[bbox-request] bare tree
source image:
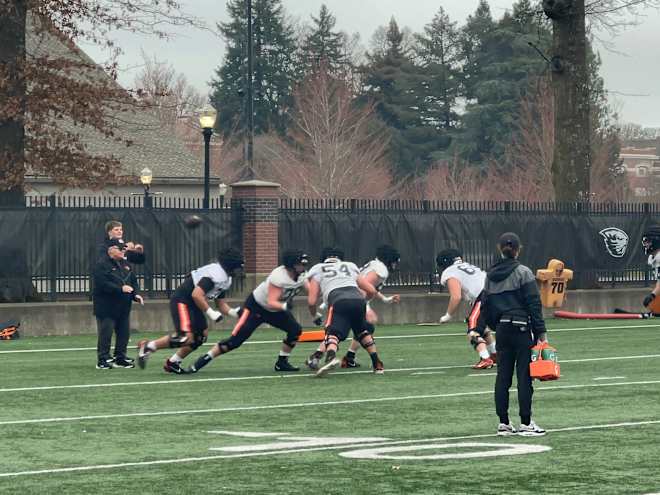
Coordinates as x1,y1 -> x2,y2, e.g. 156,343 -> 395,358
225,68 -> 397,199
134,52 -> 206,129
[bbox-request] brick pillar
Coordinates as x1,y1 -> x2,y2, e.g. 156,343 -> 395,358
230,180 -> 280,291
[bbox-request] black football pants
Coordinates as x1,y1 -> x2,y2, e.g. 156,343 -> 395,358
96,314 -> 130,362
494,322 -> 535,424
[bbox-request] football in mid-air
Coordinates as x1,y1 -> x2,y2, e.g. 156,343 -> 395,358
183,214 -> 203,229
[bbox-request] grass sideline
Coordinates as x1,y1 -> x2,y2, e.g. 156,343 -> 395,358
0,319 -> 659,495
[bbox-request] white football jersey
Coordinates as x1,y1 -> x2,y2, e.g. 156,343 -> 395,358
191,262 -> 232,300
440,260 -> 486,302
360,259 -> 389,289
253,266 -> 308,312
308,259 -> 360,303
649,253 -> 660,280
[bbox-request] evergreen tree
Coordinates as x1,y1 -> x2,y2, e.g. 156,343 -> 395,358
211,0 -> 297,137
362,18 -> 448,176
454,0 -> 550,163
303,4 -> 347,75
415,7 -> 462,133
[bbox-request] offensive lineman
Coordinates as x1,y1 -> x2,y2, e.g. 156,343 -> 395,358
642,225 -> 660,310
136,248 -> 245,372
307,245 -> 401,369
186,250 -> 310,373
307,247 -> 383,376
436,248 -> 497,369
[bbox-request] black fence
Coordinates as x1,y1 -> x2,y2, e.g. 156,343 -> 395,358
0,196 -> 241,302
280,199 -> 657,291
0,196 -> 656,302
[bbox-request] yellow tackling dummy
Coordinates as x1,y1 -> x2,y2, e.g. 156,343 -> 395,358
536,259 -> 573,308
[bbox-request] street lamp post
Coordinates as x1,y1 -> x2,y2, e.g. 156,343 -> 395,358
199,105 -> 218,209
140,167 -> 153,208
218,182 -> 228,208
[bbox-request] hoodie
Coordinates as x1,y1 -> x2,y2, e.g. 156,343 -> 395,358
482,258 -> 546,335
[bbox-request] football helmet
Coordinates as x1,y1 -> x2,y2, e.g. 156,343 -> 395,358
436,248 -> 462,271
218,247 -> 245,275
282,249 -> 309,269
376,244 -> 401,271
320,246 -> 344,262
642,226 -> 660,255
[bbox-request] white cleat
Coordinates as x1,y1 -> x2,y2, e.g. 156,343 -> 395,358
315,357 -> 340,377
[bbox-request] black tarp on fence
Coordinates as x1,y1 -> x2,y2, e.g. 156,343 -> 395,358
0,204 -> 240,301
279,200 -> 656,289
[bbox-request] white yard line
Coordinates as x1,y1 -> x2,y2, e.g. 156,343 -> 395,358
1,353 -> 660,394
0,418 -> 659,478
2,378 -> 660,427
1,322 -> 657,355
468,373 -> 497,377
593,376 -> 626,381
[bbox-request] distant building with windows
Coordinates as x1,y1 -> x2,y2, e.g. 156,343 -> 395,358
619,138 -> 660,198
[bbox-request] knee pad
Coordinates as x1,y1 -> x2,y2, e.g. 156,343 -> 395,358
468,332 -> 486,350
357,330 -> 375,349
218,336 -> 241,353
283,325 -> 302,348
324,334 -> 339,348
168,332 -> 192,348
363,322 -> 376,335
190,334 -> 207,351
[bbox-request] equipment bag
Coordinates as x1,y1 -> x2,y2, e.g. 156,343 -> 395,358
0,319 -> 20,340
530,341 -> 560,381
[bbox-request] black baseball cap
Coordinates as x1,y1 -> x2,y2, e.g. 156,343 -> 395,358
498,232 -> 521,250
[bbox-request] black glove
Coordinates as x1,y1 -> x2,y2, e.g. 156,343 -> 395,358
643,292 -> 656,307
313,312 -> 323,327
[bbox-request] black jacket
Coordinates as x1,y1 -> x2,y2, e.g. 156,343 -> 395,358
92,256 -> 140,319
96,239 -> 146,265
478,258 -> 546,335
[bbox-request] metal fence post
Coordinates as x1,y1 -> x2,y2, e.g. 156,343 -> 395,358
48,194 -> 57,301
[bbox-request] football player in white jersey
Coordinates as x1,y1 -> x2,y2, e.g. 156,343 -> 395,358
642,226 -> 660,310
306,247 -> 383,376
436,248 -> 497,370
186,250 -> 310,374
136,248 -> 245,372
337,245 -> 400,368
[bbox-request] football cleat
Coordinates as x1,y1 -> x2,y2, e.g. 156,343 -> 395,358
274,359 -> 300,372
163,359 -> 187,374
518,421 -> 546,437
136,339 -> 151,370
497,423 -> 517,436
95,360 -> 112,370
489,352 -> 497,363
113,357 -> 135,368
305,354 -> 320,371
373,360 -> 385,375
315,357 -> 340,377
473,357 -> 494,370
340,356 -> 361,368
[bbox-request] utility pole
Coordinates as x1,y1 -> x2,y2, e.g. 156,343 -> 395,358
246,0 -> 255,179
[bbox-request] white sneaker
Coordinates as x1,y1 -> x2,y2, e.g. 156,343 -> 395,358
316,357 -> 340,377
518,421 -> 546,437
497,423 -> 517,436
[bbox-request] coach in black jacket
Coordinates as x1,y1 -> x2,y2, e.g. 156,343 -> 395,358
472,232 -> 548,437
93,239 -> 143,369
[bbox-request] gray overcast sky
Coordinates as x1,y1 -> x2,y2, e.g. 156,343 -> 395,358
83,0 -> 660,126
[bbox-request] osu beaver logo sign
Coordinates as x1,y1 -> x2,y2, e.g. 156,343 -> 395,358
599,228 -> 629,258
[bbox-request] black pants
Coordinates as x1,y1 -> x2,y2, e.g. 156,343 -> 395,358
494,322 -> 534,424
96,315 -> 130,362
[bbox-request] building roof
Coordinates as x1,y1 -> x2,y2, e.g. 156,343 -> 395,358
25,15 -> 203,182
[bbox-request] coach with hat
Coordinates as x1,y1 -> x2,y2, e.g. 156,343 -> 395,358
472,232 -> 548,437
92,239 -> 143,369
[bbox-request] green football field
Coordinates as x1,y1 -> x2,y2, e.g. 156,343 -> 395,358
1,318 -> 660,495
